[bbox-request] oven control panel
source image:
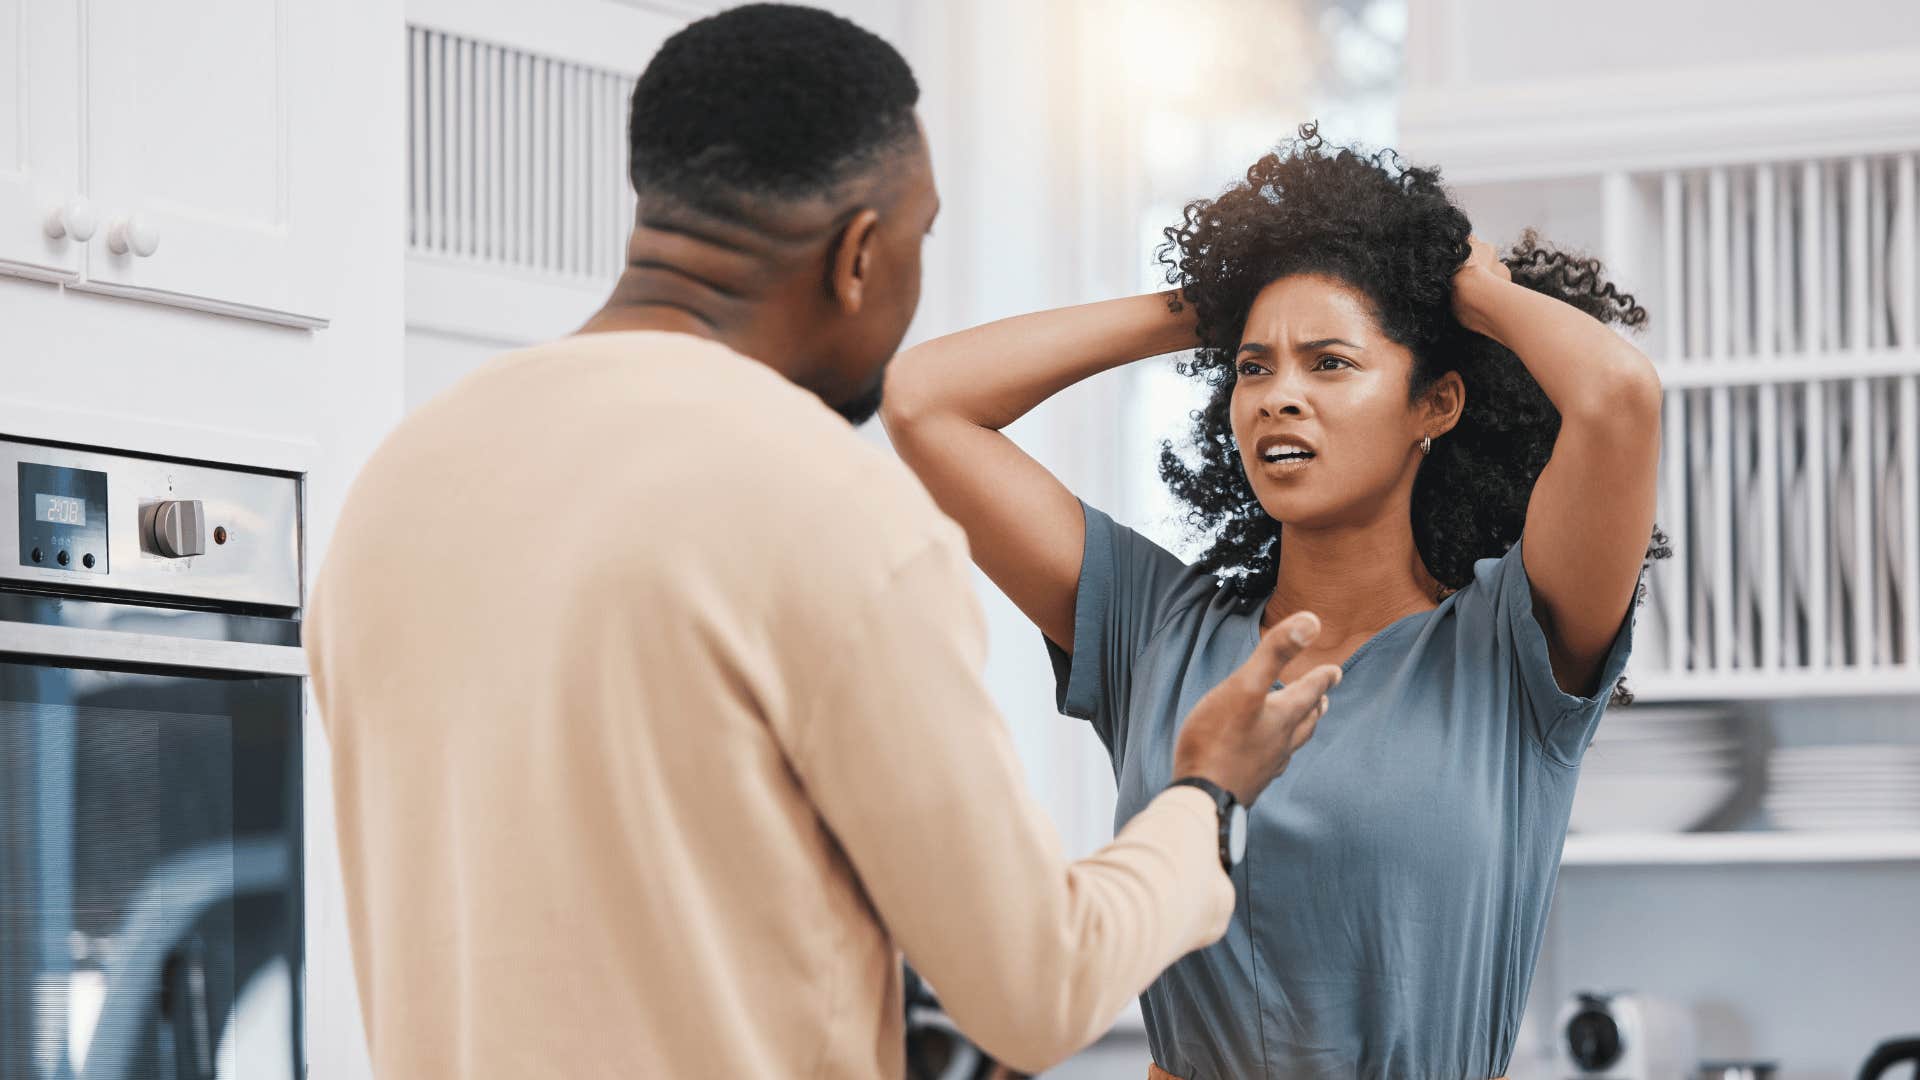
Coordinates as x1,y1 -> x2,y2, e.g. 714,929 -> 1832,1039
17,461 -> 111,575
2,438 -> 300,608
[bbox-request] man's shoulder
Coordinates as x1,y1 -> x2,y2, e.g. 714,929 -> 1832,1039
732,426 -> 964,569
511,332 -> 966,573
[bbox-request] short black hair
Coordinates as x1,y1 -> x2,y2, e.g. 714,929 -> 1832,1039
628,3 -> 920,210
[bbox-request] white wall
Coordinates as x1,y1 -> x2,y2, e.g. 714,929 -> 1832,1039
895,3 -> 1176,1069
1408,0 -> 1920,88
900,0 -> 1161,866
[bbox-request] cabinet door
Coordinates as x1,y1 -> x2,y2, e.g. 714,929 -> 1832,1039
73,0 -> 325,327
0,0 -> 82,283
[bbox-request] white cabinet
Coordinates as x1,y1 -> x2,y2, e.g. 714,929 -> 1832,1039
0,0 -> 325,327
0,0 -> 82,283
75,0 -> 320,324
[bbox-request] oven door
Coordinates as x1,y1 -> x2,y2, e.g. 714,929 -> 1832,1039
0,617 -> 304,1080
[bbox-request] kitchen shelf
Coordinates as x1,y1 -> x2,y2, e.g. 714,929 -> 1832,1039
1624,668 -> 1920,703
1562,830 -> 1920,866
1652,348 -> 1920,389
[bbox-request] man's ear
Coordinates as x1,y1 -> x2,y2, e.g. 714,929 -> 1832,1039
830,208 -> 880,314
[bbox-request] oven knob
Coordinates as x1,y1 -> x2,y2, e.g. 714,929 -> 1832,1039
151,500 -> 207,558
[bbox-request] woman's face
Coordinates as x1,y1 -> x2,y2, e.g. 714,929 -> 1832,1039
1229,273 -> 1458,529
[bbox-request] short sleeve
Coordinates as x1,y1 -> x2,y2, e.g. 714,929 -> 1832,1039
1043,501 -> 1203,751
1464,536 -> 1636,766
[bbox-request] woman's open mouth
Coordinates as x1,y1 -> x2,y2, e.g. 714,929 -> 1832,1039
1254,434 -> 1317,473
1257,454 -> 1315,476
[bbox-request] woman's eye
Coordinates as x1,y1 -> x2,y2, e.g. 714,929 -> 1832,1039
1237,360 -> 1266,376
1315,355 -> 1352,371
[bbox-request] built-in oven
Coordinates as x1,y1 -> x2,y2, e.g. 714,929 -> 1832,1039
0,436 -> 305,1080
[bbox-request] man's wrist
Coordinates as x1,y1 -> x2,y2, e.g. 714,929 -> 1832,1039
1168,776 -> 1246,875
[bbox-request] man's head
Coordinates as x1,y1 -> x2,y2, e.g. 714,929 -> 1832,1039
615,3 -> 937,424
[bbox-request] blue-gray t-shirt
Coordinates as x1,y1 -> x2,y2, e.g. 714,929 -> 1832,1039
1044,502 -> 1634,1080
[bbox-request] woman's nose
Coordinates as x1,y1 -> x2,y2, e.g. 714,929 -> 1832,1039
1256,376 -> 1309,418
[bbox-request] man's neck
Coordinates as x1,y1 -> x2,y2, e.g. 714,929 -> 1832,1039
576,301 -> 719,342
575,274 -> 804,387
575,193 -> 851,377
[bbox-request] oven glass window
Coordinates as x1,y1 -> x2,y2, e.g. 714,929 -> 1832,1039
0,662 -> 302,1080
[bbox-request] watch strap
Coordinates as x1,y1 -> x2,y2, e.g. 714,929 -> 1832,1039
1168,775 -> 1231,812
1168,776 -> 1238,874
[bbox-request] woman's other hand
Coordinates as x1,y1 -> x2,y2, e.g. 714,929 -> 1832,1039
1450,234 -> 1513,339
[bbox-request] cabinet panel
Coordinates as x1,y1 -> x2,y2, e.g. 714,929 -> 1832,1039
74,0 -> 325,326
0,0 -> 81,283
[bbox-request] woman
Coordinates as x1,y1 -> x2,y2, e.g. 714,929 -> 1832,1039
880,126 -> 1666,1080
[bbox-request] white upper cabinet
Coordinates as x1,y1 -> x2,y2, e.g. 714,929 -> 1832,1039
0,0 -> 325,327
0,0 -> 83,283
74,0 -> 321,325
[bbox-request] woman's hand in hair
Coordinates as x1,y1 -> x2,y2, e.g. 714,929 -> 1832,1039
1448,233 -> 1663,698
1448,235 -> 1514,339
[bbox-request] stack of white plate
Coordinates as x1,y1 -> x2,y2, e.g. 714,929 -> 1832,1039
1764,746 -> 1920,831
1569,707 -> 1743,834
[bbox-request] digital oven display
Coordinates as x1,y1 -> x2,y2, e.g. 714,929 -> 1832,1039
33,493 -> 87,527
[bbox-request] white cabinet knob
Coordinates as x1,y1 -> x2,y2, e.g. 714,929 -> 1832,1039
106,214 -> 159,257
43,197 -> 97,242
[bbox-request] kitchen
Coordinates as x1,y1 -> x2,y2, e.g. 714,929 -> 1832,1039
1,1 -> 1916,1078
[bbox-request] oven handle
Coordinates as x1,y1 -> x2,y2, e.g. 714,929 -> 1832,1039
0,621 -> 306,677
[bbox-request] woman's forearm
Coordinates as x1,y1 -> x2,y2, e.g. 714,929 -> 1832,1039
1453,272 -> 1662,424
884,291 -> 1198,431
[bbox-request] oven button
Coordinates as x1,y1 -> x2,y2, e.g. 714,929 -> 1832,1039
150,499 -> 207,558
56,550 -> 70,566
82,553 -> 96,569
30,547 -> 43,564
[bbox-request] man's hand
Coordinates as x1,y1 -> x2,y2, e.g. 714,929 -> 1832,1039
1172,611 -> 1339,806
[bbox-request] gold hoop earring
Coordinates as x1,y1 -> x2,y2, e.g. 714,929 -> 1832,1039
1420,435 -> 1433,456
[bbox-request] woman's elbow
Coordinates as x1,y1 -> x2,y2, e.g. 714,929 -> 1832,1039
1564,361 -> 1664,431
879,351 -> 941,433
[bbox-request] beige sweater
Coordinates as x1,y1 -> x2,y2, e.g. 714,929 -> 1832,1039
306,331 -> 1233,1078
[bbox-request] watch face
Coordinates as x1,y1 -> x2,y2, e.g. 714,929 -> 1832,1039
1226,804 -> 1248,865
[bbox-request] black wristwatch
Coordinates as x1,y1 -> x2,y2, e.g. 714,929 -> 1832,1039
1169,776 -> 1246,875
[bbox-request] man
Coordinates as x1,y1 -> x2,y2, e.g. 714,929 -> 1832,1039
306,5 -> 1339,1076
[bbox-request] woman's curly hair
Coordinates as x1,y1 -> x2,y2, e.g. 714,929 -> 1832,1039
1156,123 -> 1668,702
